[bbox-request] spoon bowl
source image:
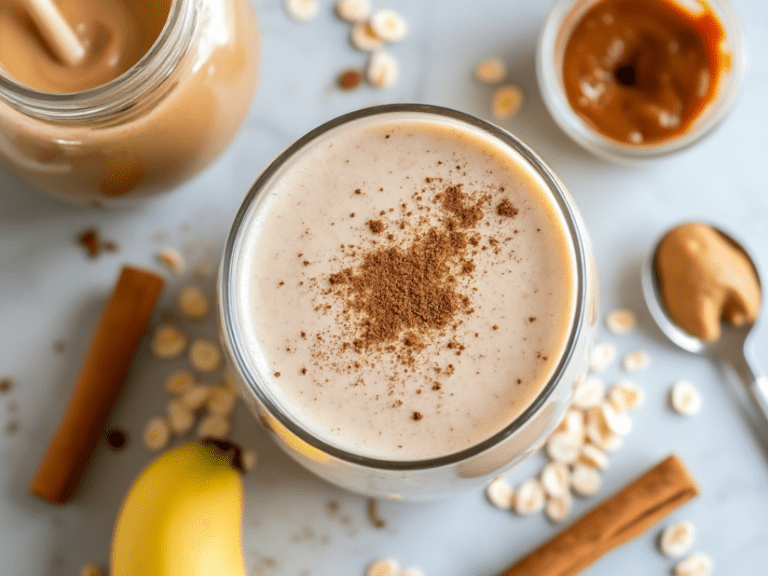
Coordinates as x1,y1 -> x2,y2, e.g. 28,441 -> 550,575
642,225 -> 761,359
642,223 -> 768,435
641,246 -> 707,355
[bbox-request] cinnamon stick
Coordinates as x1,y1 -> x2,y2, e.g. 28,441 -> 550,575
30,266 -> 164,504
501,454 -> 699,576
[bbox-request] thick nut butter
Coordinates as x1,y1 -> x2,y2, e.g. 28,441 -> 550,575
656,223 -> 761,342
562,0 -> 730,145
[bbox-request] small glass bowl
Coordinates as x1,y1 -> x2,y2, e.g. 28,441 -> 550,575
536,0 -> 747,163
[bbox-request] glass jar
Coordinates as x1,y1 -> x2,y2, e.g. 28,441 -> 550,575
0,0 -> 258,205
219,105 -> 599,500
537,0 -> 746,163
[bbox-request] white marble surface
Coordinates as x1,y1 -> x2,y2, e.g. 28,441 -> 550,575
2,0 -> 768,574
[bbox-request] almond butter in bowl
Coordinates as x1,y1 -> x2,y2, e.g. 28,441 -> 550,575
537,0 -> 746,162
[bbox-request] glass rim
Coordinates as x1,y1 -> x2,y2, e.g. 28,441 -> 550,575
219,103 -> 588,471
536,0 -> 748,162
0,0 -> 194,121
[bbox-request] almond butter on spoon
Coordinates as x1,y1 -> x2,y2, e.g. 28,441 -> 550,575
643,222 -> 768,433
655,223 -> 760,342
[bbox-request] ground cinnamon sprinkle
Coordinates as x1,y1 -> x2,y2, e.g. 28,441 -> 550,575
441,184 -> 486,228
329,183 -> 488,355
329,228 -> 463,352
368,219 -> 385,233
497,198 -> 519,218
297,174 -> 531,423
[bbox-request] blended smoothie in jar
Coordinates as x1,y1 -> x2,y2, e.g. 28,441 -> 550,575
233,113 -> 578,461
0,0 -> 171,93
0,0 -> 258,203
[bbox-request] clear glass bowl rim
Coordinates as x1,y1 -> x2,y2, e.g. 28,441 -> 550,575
219,103 -> 589,471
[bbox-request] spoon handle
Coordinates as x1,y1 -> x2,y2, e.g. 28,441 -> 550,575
731,346 -> 768,429
748,377 -> 768,423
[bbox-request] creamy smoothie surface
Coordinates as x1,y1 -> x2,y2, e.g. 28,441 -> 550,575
235,114 -> 577,461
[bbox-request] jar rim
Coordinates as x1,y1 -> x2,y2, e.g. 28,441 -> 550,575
218,103 -> 590,471
536,0 -> 748,163
0,0 -> 195,121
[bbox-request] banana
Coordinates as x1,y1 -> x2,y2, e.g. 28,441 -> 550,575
111,438 -> 247,576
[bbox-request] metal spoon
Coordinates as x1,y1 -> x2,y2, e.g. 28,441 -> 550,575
642,225 -> 768,428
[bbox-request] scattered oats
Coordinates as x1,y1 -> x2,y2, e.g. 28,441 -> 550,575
485,477 -> 515,510
197,414 -> 231,439
167,399 -> 195,434
600,401 -> 632,435
492,85 -> 524,119
335,0 -> 371,22
366,558 -> 400,576
573,376 -> 605,409
660,520 -> 696,558
206,386 -> 237,416
600,431 -> 622,452
165,370 -> 195,395
605,308 -> 637,334
179,285 -> 210,319
351,22 -> 384,51
579,443 -> 609,470
546,431 -> 582,464
474,58 -> 507,84
180,384 -> 212,411
540,462 -> 571,497
670,380 -> 702,416
189,339 -> 222,372
242,450 -> 258,471
571,464 -> 601,497
674,552 -> 713,576
585,406 -> 623,452
369,9 -> 408,42
156,248 -> 185,274
143,417 -> 171,451
151,325 -> 187,359
80,565 -> 105,576
284,0 -> 319,22
558,408 -> 585,438
589,342 -> 616,373
608,379 -> 644,412
513,479 -> 545,515
401,568 -> 425,576
622,350 -> 650,372
367,50 -> 399,88
545,492 -> 573,523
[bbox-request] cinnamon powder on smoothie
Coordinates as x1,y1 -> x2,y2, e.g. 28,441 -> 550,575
329,184 -> 489,355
